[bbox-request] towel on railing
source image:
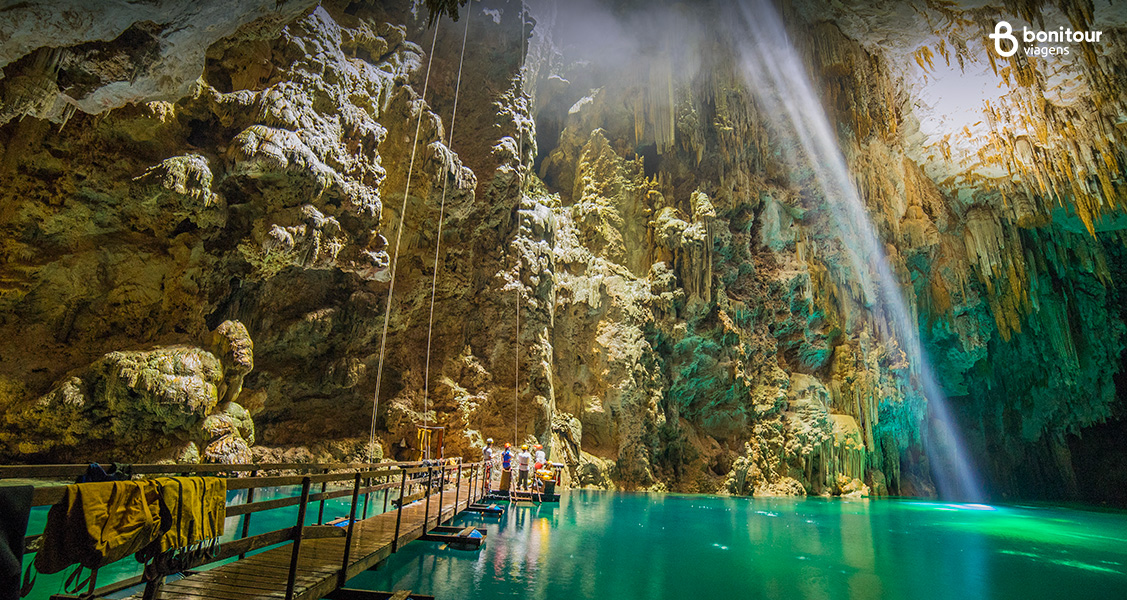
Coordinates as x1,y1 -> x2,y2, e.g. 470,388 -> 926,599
34,476 -> 226,575
35,480 -> 165,575
148,477 -> 226,554
0,484 -> 32,600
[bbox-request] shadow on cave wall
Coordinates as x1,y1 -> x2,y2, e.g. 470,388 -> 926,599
1068,240 -> 1127,507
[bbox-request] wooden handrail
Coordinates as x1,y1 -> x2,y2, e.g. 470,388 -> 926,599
20,463 -> 480,557
11,458 -> 488,600
0,459 -> 440,480
226,478 -> 402,517
17,463 -> 476,508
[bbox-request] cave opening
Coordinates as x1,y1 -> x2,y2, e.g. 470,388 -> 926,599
636,142 -> 660,179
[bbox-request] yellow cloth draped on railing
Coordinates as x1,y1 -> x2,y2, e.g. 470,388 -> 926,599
35,480 -> 163,574
150,477 -> 226,553
34,476 -> 226,575
417,428 -> 432,460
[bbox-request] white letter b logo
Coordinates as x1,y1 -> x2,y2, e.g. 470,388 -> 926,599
990,21 -> 1019,57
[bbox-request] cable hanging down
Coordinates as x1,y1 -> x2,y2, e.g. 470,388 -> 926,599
421,3 -> 473,458
366,21 -> 441,465
514,0 -> 528,448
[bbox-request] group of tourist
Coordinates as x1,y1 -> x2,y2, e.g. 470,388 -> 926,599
481,438 -> 549,491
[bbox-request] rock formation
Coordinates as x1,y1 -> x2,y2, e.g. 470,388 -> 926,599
1,0 -> 1126,503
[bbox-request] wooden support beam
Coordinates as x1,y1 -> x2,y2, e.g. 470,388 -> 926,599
238,469 -> 258,560
301,525 -> 347,540
318,468 -> 330,524
339,472 -> 362,588
285,476 -> 312,600
392,469 -> 407,553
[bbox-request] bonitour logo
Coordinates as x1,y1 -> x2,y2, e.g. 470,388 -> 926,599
990,20 -> 1104,57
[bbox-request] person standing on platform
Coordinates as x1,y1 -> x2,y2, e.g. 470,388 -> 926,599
482,438 -> 494,489
500,443 -> 513,491
516,444 -> 533,490
534,444 -> 546,470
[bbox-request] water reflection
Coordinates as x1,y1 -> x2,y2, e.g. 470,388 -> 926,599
349,491 -> 1127,600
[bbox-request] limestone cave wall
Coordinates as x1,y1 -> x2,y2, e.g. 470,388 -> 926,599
2,0 -> 1126,503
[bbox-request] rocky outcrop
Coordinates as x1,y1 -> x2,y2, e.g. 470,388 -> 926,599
0,0 -> 318,125
1,320 -> 256,463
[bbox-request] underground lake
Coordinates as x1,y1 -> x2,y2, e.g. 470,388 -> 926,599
20,488 -> 1127,600
352,491 -> 1127,600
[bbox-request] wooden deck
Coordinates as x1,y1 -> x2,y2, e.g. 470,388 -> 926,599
121,480 -> 479,600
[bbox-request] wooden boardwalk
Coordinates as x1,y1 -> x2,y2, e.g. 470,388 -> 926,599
121,480 -> 478,600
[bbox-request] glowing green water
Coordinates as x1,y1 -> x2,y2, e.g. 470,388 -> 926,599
21,489 -> 1127,599
348,491 -> 1127,600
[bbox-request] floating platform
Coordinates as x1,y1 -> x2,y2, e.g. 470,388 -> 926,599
464,502 -> 505,516
420,525 -> 486,550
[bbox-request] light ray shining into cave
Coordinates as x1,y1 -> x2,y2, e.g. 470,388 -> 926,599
725,0 -> 983,501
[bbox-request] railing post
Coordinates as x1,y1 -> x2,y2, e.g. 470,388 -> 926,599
423,466 -> 434,531
238,469 -> 258,560
437,465 -> 446,524
362,462 -> 372,520
317,467 -> 330,524
339,471 -> 362,587
469,462 -> 475,506
362,470 -> 372,520
141,571 -> 162,600
285,476 -> 312,600
392,468 -> 407,552
382,467 -> 391,514
451,461 -> 462,522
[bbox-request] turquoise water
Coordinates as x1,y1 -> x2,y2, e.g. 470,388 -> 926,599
349,491 -> 1127,600
21,489 -> 1127,599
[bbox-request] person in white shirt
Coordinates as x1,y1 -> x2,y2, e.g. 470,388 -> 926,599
482,438 -> 494,489
516,444 -> 533,490
534,444 -> 546,468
